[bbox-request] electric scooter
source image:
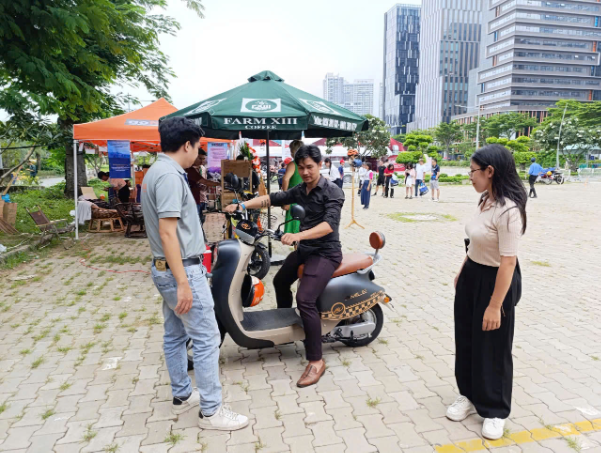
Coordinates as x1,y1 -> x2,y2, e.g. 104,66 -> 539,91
188,175 -> 392,369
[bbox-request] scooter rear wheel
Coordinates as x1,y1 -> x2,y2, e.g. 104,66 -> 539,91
187,320 -> 227,371
340,304 -> 384,348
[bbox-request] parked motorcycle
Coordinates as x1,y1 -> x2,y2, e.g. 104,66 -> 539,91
187,176 -> 392,370
537,167 -> 565,185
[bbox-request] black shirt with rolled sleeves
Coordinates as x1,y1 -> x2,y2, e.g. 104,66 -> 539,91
269,176 -> 344,263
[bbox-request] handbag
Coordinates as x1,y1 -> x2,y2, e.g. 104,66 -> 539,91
419,181 -> 428,195
464,238 -> 522,306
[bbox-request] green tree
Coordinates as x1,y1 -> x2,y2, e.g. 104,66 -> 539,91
485,112 -> 538,139
326,115 -> 391,158
533,100 -> 601,171
402,133 -> 433,153
434,121 -> 463,154
0,0 -> 205,196
392,133 -> 406,143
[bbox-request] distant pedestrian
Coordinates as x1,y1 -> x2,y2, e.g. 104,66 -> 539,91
360,162 -> 373,209
338,159 -> 345,187
431,158 -> 441,202
415,158 -> 427,198
449,144 -> 526,441
384,163 -> 395,198
527,157 -> 543,199
324,158 -> 342,188
405,163 -> 415,199
277,163 -> 287,190
374,158 -> 387,197
358,160 -> 368,196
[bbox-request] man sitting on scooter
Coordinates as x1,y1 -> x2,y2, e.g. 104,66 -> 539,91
225,144 -> 344,387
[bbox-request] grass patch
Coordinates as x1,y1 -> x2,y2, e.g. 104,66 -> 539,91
99,314 -> 111,322
83,424 -> 97,442
31,357 -> 45,369
81,342 -> 96,353
387,212 -> 457,223
104,444 -> 119,453
93,323 -> 107,334
341,358 -> 351,367
366,397 -> 381,408
19,348 -> 31,355
59,382 -> 72,391
565,437 -> 582,452
41,408 -> 55,420
531,260 -> 551,267
118,312 -> 128,321
164,433 -> 185,446
0,402 -> 9,415
57,346 -> 71,353
378,338 -> 388,345
254,438 -> 267,452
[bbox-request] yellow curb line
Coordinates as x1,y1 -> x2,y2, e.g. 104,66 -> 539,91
434,419 -> 601,452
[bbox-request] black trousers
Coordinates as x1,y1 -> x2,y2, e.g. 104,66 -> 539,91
384,177 -> 394,197
528,175 -> 537,198
273,250 -> 341,361
454,258 -> 519,419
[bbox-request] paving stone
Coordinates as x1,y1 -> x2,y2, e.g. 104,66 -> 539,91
301,401 -> 331,425
198,433 -> 230,453
337,427 -> 378,453
388,422 -> 428,448
283,434 -> 315,453
253,427 -> 289,453
26,432 -> 65,453
0,426 -> 39,451
356,414 -> 396,439
250,407 -> 283,430
273,395 -> 304,416
169,427 -> 204,453
146,401 -> 177,423
226,419 -> 258,446
92,406 -> 126,429
33,411 -> 75,436
370,435 -> 404,453
249,390 -> 276,409
141,420 -> 173,446
70,401 -> 103,423
309,420 -> 343,447
404,409 -> 444,433
280,413 -> 311,439
115,412 -> 151,438
327,407 -> 363,431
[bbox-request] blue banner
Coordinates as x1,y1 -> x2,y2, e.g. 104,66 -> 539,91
108,140 -> 131,179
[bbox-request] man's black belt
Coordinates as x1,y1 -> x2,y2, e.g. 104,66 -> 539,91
153,256 -> 202,271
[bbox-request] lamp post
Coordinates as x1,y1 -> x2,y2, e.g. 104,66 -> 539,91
455,103 -> 482,149
556,104 -> 568,169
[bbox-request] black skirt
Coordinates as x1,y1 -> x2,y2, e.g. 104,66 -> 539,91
454,257 -> 520,419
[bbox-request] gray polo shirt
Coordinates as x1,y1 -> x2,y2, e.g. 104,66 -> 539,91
141,153 -> 205,259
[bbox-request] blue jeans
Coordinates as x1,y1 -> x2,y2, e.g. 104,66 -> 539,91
151,263 -> 222,416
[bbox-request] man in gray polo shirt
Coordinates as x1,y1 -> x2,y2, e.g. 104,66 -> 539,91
141,117 -> 248,431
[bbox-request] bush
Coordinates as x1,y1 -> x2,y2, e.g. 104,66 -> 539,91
396,151 -> 422,164
10,185 -> 76,234
513,152 -> 537,165
440,160 -> 471,167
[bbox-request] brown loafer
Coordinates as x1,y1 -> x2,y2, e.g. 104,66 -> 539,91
297,359 -> 326,388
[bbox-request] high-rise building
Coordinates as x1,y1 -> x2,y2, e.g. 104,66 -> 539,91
408,0 -> 482,131
382,4 -> 421,135
379,82 -> 385,119
323,73 -> 345,106
324,74 -> 374,116
454,0 -> 601,127
344,79 -> 374,116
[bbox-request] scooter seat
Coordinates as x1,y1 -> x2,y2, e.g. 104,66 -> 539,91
297,253 -> 373,279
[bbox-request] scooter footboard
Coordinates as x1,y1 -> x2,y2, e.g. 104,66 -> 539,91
317,273 -> 385,321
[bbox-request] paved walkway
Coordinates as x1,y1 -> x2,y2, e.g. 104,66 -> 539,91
0,182 -> 599,452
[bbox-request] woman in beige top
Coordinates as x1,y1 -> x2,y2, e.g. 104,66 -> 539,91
446,145 -> 527,441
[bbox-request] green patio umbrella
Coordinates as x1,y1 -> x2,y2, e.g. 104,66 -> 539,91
162,70 -> 369,140
162,70 -> 368,259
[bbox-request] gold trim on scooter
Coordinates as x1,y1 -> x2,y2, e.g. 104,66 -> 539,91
320,290 -> 384,320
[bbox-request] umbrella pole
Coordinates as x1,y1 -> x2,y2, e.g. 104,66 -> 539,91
346,164 -> 364,230
266,133 -> 272,256
266,132 -> 285,266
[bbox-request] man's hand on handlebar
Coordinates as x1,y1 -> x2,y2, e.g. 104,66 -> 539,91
281,233 -> 300,246
224,204 -> 240,214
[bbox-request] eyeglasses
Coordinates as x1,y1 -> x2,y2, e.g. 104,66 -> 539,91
467,168 -> 483,177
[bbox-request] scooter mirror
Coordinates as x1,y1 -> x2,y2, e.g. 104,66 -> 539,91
224,172 -> 241,192
290,205 -> 305,221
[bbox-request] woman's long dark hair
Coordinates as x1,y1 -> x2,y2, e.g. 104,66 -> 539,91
472,144 -> 527,234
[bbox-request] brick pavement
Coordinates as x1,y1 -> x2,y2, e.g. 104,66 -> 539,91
0,182 -> 599,452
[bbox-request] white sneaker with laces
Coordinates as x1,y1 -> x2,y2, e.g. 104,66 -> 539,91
172,388 -> 200,415
482,418 -> 505,440
198,404 -> 249,431
446,396 -> 476,421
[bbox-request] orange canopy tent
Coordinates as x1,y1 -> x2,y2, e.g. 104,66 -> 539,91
73,98 -> 231,152
70,98 -> 233,240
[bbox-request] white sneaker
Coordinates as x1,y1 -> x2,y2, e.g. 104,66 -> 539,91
482,418 -> 506,440
446,396 -> 476,421
172,388 -> 200,415
434,199 -> 439,202
198,404 -> 249,431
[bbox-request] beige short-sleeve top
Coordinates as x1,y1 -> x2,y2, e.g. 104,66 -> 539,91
465,193 -> 523,267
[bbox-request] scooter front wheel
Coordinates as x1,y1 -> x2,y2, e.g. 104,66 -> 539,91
340,304 -> 384,348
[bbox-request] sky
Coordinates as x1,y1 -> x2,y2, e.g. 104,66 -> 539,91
126,0 -> 422,114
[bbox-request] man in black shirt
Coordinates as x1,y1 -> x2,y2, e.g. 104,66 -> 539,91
374,158 -> 386,197
225,144 -> 344,387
